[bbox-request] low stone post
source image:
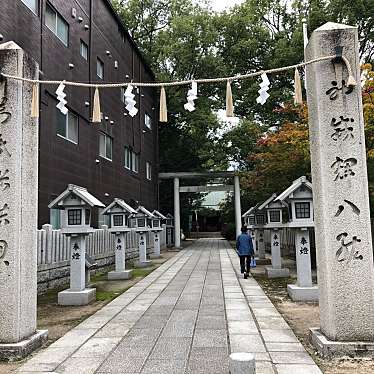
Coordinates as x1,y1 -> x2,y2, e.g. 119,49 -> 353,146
0,41 -> 47,359
108,233 -> 132,280
306,22 -> 374,355
136,233 -> 151,267
256,229 -> 265,260
69,236 -> 86,292
152,232 -> 161,258
287,228 -> 318,301
229,352 -> 255,374
265,229 -> 289,278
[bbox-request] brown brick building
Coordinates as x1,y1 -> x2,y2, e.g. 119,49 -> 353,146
0,0 -> 159,227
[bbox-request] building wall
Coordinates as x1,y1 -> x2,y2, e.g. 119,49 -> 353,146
0,0 -> 159,227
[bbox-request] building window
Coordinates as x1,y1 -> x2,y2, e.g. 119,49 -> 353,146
113,215 -> 124,227
248,216 -> 255,225
121,87 -> 125,102
57,109 -> 78,144
138,218 -> 145,227
97,58 -> 104,79
256,214 -> 265,225
124,147 -> 131,169
132,153 -> 139,173
146,162 -> 152,180
124,147 -> 139,173
45,4 -> 69,46
21,0 -> 38,14
269,210 -> 281,222
295,202 -> 311,219
145,113 -> 152,129
80,40 -> 88,60
99,132 -> 113,161
68,209 -> 82,225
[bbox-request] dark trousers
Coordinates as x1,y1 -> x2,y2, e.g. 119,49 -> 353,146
239,255 -> 251,274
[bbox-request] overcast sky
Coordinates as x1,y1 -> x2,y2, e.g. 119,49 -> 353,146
210,0 -> 244,12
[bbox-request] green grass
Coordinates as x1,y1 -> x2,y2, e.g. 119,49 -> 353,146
96,288 -> 129,301
131,267 -> 155,277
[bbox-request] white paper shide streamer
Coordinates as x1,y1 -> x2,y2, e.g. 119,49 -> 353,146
125,84 -> 138,117
56,82 -> 68,115
256,73 -> 270,105
184,81 -> 198,112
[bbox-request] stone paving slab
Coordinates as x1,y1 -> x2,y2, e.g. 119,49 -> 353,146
17,239 -> 322,374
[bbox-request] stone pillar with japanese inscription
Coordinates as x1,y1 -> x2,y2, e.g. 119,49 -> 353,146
136,233 -> 152,268
265,229 -> 289,278
306,23 -> 374,352
108,233 -> 133,280
256,229 -> 265,260
0,42 -> 47,359
152,232 -> 161,258
287,228 -> 318,302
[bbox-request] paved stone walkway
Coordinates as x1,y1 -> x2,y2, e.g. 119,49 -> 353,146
17,239 -> 322,374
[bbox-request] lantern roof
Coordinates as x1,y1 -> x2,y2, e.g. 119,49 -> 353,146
101,198 -> 137,215
275,176 -> 313,203
131,205 -> 156,218
48,184 -> 105,209
242,203 -> 261,217
258,193 -> 287,211
152,210 -> 167,220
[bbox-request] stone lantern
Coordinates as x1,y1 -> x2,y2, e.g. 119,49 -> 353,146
102,198 -> 136,280
276,176 -> 318,301
258,194 -> 289,278
48,184 -> 105,305
130,206 -> 155,267
242,207 -> 257,255
165,213 -> 175,247
151,210 -> 167,258
243,204 -> 266,259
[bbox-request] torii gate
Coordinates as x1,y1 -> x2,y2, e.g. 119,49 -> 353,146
159,172 -> 242,248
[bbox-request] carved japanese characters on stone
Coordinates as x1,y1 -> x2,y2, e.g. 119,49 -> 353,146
272,234 -> 279,247
0,97 -> 11,124
331,156 -> 357,181
300,247 -> 309,255
116,238 -> 122,251
0,240 -> 8,259
331,116 -> 354,141
72,242 -> 80,260
336,232 -> 363,263
0,135 -> 11,157
334,199 -> 360,217
325,80 -> 354,100
0,169 -> 10,191
0,203 -> 9,225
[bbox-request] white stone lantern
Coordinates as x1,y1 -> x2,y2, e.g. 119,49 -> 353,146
151,210 -> 167,258
242,207 -> 257,254
130,206 -> 155,267
276,176 -> 318,301
102,198 -> 136,280
48,184 -> 105,306
165,213 -> 175,247
258,194 -> 289,278
243,204 -> 266,259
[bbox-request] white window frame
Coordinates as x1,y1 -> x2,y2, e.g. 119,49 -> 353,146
124,147 -> 131,169
145,113 -> 152,130
45,3 -> 69,46
132,152 -> 139,173
146,162 -> 152,180
80,40 -> 88,61
121,87 -> 125,103
99,132 -> 113,161
57,110 -> 78,144
21,0 -> 38,14
97,58 -> 104,79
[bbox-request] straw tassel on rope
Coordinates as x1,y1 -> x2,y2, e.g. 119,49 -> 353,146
92,86 -> 101,123
294,68 -> 303,106
226,80 -> 234,117
159,86 -> 167,122
31,82 -> 39,118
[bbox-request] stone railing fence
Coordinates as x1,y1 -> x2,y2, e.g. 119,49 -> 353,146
36,224 -> 167,294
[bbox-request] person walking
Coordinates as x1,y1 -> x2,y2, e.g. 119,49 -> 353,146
236,226 -> 254,279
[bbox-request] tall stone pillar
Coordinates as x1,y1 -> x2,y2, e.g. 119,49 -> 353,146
257,229 -> 265,259
234,175 -> 242,237
265,229 -> 289,278
108,233 -> 133,280
152,232 -> 161,258
136,233 -> 151,268
306,23 -> 374,353
174,177 -> 181,248
287,228 -> 318,301
0,42 -> 47,359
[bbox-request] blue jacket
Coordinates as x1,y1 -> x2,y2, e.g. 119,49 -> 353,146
236,233 -> 254,256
